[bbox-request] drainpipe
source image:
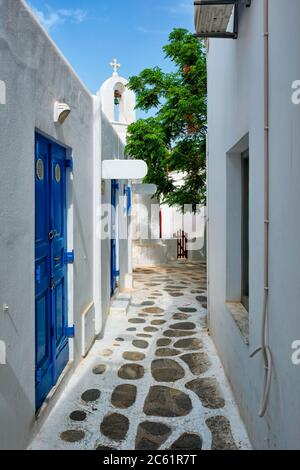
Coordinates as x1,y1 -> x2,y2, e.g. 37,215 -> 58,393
250,0 -> 272,418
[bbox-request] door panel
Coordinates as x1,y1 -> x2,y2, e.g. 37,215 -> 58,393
35,134 -> 69,411
50,146 -> 68,380
111,180 -> 119,295
36,295 -> 48,364
35,136 -> 53,410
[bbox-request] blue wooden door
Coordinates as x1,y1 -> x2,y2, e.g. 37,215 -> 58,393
35,135 -> 52,410
50,144 -> 69,381
111,180 -> 119,296
35,134 -> 69,410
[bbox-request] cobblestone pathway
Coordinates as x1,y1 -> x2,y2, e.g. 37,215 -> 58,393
31,262 -> 251,450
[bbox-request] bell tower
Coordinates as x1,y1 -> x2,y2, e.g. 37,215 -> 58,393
98,59 -> 136,144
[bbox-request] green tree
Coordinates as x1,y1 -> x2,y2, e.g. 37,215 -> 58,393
125,28 -> 207,210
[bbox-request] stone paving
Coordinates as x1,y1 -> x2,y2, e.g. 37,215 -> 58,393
30,262 -> 251,451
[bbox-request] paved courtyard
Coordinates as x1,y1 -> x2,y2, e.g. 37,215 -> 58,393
31,262 -> 251,450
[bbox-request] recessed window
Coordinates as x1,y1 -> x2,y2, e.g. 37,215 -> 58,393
226,136 -> 250,342
226,135 -> 250,312
241,150 -> 249,311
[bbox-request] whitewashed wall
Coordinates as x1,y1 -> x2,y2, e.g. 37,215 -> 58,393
0,0 -> 95,449
207,0 -> 300,449
100,114 -> 128,321
132,194 -> 177,267
98,70 -> 134,296
0,0 -> 132,450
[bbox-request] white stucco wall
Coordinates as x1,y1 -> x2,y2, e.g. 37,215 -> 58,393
98,71 -> 134,298
132,193 -> 158,267
207,0 -> 300,449
100,114 -> 128,321
0,0 -> 95,449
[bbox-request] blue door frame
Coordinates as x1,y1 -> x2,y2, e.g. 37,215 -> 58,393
35,133 -> 71,411
111,180 -> 119,296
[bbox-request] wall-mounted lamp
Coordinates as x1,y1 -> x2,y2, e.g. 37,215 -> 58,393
54,101 -> 71,124
194,0 -> 251,40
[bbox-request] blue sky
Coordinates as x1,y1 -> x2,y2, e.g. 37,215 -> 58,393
27,0 -> 194,96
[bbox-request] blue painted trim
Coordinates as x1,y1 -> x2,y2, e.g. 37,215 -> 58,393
65,325 -> 75,338
65,157 -> 73,172
125,186 -> 132,215
64,250 -> 75,265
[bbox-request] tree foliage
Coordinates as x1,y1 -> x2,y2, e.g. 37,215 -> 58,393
125,28 -> 207,210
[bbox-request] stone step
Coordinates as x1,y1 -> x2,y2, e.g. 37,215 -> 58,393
116,293 -> 132,302
109,299 -> 130,317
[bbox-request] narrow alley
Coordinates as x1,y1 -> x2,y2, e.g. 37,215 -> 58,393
2,0 -> 300,453
31,262 -> 251,451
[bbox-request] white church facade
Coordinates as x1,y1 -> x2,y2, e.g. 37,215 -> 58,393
0,0 -> 142,449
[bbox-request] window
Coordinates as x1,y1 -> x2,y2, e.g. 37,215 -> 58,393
226,136 -> 250,342
241,150 -> 249,311
226,135 -> 250,309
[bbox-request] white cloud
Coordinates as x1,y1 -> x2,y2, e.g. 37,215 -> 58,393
162,0 -> 192,15
28,3 -> 87,32
57,9 -> 87,23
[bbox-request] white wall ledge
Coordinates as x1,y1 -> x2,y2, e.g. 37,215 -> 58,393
226,302 -> 249,346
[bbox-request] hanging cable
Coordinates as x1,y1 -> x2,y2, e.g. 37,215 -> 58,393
250,0 -> 272,418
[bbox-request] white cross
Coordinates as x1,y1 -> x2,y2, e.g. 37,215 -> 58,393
110,58 -> 121,76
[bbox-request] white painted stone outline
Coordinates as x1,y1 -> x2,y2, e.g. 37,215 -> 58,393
30,264 -> 251,451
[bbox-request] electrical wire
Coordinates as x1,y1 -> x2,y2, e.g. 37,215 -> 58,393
250,0 -> 273,419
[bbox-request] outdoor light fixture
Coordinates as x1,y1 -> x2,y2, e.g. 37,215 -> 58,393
54,101 -> 71,124
194,0 -> 251,39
